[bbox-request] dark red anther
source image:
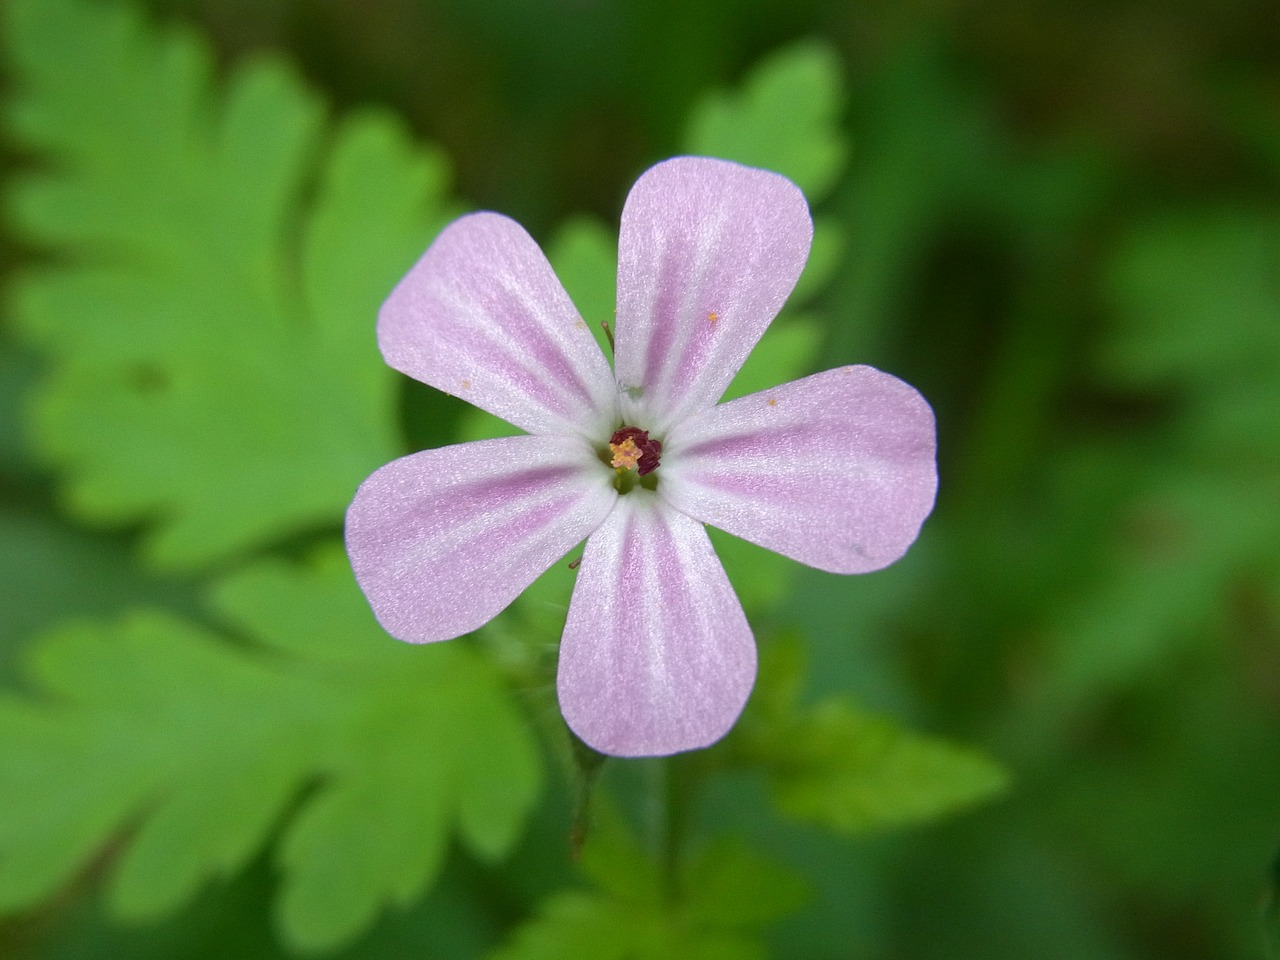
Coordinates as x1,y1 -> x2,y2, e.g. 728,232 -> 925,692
608,426 -> 663,476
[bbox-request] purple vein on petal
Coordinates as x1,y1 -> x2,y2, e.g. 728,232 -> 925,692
556,494 -> 756,757
379,212 -> 617,438
660,205 -> 740,410
633,237 -> 688,411
442,276 -> 608,426
622,193 -> 738,428
345,435 -> 616,644
615,158 -> 812,432
660,366 -> 938,575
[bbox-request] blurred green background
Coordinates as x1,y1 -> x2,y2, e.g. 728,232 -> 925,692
1,0 -> 1277,958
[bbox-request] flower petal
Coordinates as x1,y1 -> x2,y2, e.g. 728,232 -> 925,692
661,365 -> 937,574
346,435 -> 616,643
557,493 -> 756,757
613,157 -> 813,433
378,212 -> 618,438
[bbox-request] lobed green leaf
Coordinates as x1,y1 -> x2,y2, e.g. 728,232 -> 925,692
0,548 -> 542,953
3,0 -> 456,569
761,699 -> 1009,833
683,43 -> 847,203
739,637 -> 1009,833
490,817 -> 804,960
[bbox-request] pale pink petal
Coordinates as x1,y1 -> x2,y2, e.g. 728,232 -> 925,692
345,435 -> 616,643
557,494 -> 756,757
612,157 -> 813,434
660,365 -> 937,574
378,213 -> 618,439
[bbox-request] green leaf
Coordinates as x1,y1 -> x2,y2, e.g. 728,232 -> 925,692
488,892 -> 658,960
489,891 -> 769,960
824,48 -> 1009,364
547,216 -> 619,360
3,0 -> 456,568
1104,210 -> 1280,388
1266,844 -> 1280,960
1042,468 -> 1280,707
0,547 -> 542,953
789,217 -> 846,305
683,42 -> 847,202
490,821 -> 804,960
575,805 -> 666,905
681,42 -> 848,335
0,502 -> 196,674
721,318 -> 822,403
739,638 -> 1009,832
1106,212 -> 1280,465
681,842 -> 809,931
1039,210 -> 1280,708
762,699 -> 1009,833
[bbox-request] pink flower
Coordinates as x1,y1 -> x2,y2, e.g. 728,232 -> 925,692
345,157 -> 937,757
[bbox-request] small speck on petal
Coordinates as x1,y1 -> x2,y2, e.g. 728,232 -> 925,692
613,157 -> 813,432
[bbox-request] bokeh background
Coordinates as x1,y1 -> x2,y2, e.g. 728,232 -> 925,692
1,0 -> 1278,958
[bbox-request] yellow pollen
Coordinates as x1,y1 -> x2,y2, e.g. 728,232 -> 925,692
708,311 -> 719,325
767,396 -> 777,407
609,437 -> 642,470
460,378 -> 472,390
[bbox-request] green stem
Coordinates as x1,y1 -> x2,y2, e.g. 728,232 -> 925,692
649,754 -> 693,903
568,732 -> 607,862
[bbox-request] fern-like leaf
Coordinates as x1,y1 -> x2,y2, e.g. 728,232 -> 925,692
4,0 -> 455,568
0,549 -> 543,953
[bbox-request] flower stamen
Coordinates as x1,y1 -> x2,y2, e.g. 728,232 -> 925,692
608,426 -> 662,477
610,437 -> 642,471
